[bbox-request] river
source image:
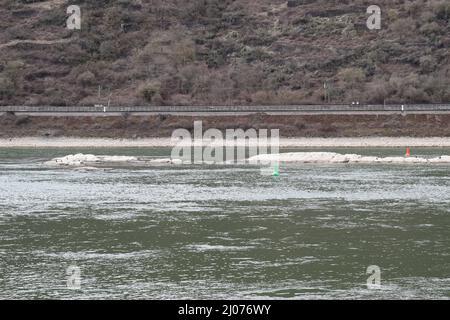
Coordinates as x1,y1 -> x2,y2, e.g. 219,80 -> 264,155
0,147 -> 449,299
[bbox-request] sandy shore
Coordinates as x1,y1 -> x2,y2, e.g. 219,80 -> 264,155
2,137 -> 450,148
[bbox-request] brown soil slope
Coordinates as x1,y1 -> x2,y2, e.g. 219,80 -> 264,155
2,112 -> 450,138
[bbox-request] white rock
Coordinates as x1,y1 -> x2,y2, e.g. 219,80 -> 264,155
148,158 -> 184,165
101,155 -> 137,162
429,155 -> 450,163
45,154 -> 181,167
248,152 -> 450,164
44,153 -> 100,166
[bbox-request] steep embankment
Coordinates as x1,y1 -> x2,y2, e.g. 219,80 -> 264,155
1,0 -> 450,106
2,112 -> 450,138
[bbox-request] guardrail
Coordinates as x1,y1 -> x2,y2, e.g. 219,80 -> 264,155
1,104 -> 450,113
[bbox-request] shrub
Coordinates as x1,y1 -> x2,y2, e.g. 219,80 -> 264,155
365,80 -> 390,104
0,77 -> 15,99
77,71 -> 96,87
99,41 -> 122,60
138,82 -> 161,102
173,40 -> 196,66
420,22 -> 441,36
337,68 -> 366,89
434,1 -> 450,20
419,55 -> 437,73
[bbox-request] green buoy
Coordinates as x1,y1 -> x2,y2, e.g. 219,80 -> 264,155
273,162 -> 279,176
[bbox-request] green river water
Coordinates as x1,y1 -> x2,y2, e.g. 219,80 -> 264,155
0,147 -> 449,299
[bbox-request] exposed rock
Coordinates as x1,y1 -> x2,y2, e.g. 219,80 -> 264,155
248,152 -> 450,164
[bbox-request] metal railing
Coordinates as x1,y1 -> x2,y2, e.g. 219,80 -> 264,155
1,104 -> 450,113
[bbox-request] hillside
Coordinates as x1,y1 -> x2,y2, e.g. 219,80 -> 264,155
1,0 -> 450,107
